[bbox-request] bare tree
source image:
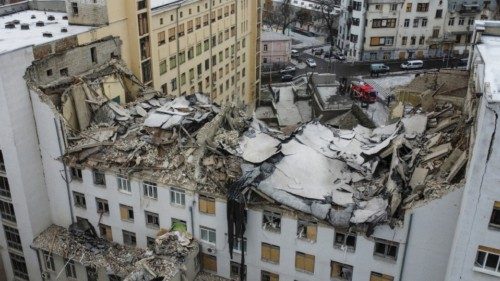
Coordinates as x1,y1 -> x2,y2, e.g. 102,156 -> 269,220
316,0 -> 341,46
296,8 -> 312,30
275,0 -> 297,34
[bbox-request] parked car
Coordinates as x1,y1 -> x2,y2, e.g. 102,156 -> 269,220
281,74 -> 294,82
334,52 -> 346,61
401,60 -> 424,69
291,49 -> 300,58
280,66 -> 296,75
313,49 -> 324,56
370,63 -> 390,76
306,58 -> 317,67
324,51 -> 333,59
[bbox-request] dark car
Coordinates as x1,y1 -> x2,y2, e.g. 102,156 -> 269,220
334,52 -> 346,60
370,63 -> 390,76
324,51 -> 333,59
314,49 -> 324,56
280,66 -> 297,75
281,74 -> 294,82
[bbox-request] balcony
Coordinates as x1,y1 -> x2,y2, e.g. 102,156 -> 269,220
458,4 -> 480,15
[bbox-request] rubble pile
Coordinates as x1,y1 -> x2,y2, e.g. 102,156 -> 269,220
32,222 -> 197,281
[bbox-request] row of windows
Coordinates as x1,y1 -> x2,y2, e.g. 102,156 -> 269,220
158,1 -> 237,27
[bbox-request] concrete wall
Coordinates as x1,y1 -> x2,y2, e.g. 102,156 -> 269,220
28,0 -> 66,12
0,1 -> 28,16
261,39 -> 291,63
0,46 -> 52,281
65,0 -> 109,26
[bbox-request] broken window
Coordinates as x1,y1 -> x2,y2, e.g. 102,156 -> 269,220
137,13 -> 148,36
143,181 -> 157,199
73,191 -> 86,208
295,251 -> 315,273
158,31 -> 165,46
0,200 -> 16,222
370,272 -> 394,281
489,202 -> 500,229
201,253 -> 217,272
200,226 -> 216,244
90,47 -> 97,63
145,211 -> 159,228
199,195 -> 215,214
0,151 -> 4,172
43,251 -> 55,271
233,237 -> 246,252
334,231 -> 356,251
95,198 -> 109,214
70,167 -> 82,181
170,187 -> 185,206
230,261 -> 246,279
141,60 -> 152,83
46,69 -> 53,77
99,224 -> 112,241
171,218 -> 187,230
146,237 -> 155,249
297,219 -> 317,241
10,252 -> 28,280
4,225 -> 22,251
65,259 -> 77,278
261,243 -> 280,264
119,204 -> 134,221
262,210 -> 281,232
71,2 -> 78,15
93,170 -> 105,186
331,261 -> 353,280
122,230 -> 136,246
86,267 -> 98,281
475,246 -> 500,273
0,176 -> 10,198
109,275 -> 122,281
117,175 -> 131,193
374,239 -> 399,260
261,270 -> 279,281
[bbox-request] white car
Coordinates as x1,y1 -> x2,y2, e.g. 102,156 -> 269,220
306,58 -> 317,67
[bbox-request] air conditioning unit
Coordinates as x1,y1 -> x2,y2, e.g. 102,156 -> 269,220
41,272 -> 51,279
206,246 -> 217,254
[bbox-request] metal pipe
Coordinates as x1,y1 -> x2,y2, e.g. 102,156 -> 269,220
399,213 -> 413,281
53,118 -> 74,224
189,199 -> 196,234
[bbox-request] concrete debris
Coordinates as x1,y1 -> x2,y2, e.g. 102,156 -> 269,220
31,223 -> 197,281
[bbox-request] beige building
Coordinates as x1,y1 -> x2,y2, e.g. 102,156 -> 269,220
261,31 -> 292,64
71,0 -> 262,107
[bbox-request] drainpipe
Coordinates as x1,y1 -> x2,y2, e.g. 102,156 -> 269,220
189,199 -> 196,234
54,118 -> 74,224
398,213 -> 413,281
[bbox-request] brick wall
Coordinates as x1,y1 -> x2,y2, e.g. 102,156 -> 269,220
65,0 -> 108,26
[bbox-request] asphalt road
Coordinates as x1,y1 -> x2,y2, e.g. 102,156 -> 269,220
261,51 -> 464,84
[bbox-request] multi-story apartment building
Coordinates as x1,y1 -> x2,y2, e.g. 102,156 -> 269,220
445,20 -> 500,281
71,0 -> 262,107
337,0 -> 497,61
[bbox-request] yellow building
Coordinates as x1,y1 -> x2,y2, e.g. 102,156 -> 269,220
70,0 -> 261,107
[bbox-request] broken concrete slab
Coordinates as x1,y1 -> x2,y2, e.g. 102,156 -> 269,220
422,143 -> 452,162
446,151 -> 467,183
409,167 -> 429,189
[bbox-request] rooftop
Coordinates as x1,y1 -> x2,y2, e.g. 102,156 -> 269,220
0,10 -> 91,54
151,0 -> 186,10
261,31 -> 292,42
477,35 -> 500,102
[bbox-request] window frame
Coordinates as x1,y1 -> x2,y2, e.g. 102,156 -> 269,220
200,226 -> 216,244
143,181 -> 158,199
170,187 -> 186,206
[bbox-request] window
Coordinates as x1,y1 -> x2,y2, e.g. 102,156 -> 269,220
139,36 -> 150,60
179,51 -> 186,65
468,17 -> 475,26
71,2 -> 78,15
410,36 -> 416,45
233,237 -> 247,252
372,19 -> 396,28
297,219 -> 317,241
170,187 -> 185,206
46,69 -> 53,76
171,78 -> 177,91
390,4 -> 398,11
374,239 -> 399,260
65,259 -> 77,278
402,36 -> 408,45
416,3 -> 429,12
171,218 -> 187,230
117,175 -> 131,193
178,23 -> 185,37
448,17 -> 455,26
370,37 -> 394,46
295,252 -> 315,273
143,182 -> 157,199
145,211 -> 159,228
406,3 -> 412,12
70,167 -> 82,181
160,60 -> 167,75
99,224 -> 112,241
458,17 -> 465,25
60,68 -> 68,76
370,272 -> 394,281
261,243 -> 280,264
96,198 -> 109,214
43,251 -> 55,271
432,28 -> 440,38
168,27 -> 176,41
187,20 -> 193,33
475,246 -> 500,274
169,55 -> 177,70
435,9 -> 443,18
10,253 -> 29,280
374,4 -> 382,10
180,73 -> 186,86
90,47 -> 97,63
158,31 -> 166,45
199,195 -> 215,214
122,230 -> 136,246
419,36 -> 425,44
262,210 -> 281,232
93,170 -> 105,186
87,267 -> 98,281
137,0 -> 146,10
147,236 -> 156,249
138,13 -> 148,36
413,19 -> 419,27
4,225 -> 22,251
490,202 -> 500,228
109,275 -> 122,281
200,226 -> 216,244
334,232 -> 356,251
119,204 -> 134,221
230,261 -> 246,279
261,270 -> 279,281
0,200 -> 16,222
404,19 -> 409,27
331,261 -> 353,280
188,47 -> 194,60
196,17 -> 201,29
352,1 -> 362,11
422,18 -> 428,27
0,176 -> 10,198
202,253 -> 217,272
73,191 -> 86,208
